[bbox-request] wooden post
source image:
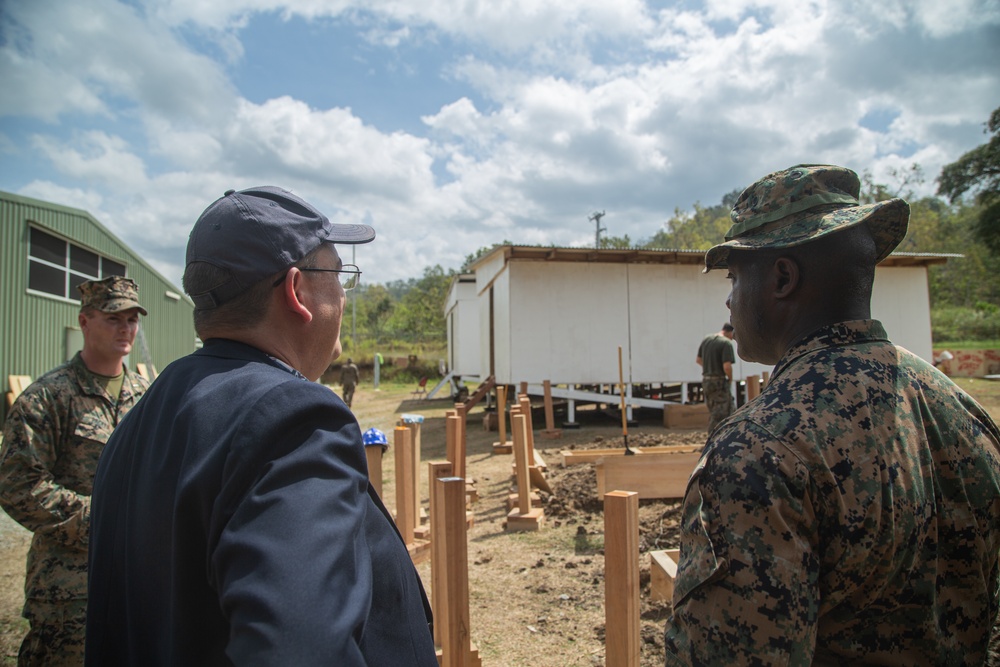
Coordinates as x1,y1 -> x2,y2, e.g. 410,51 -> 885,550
746,374 -> 761,400
402,417 -> 423,526
762,371 -> 770,386
513,414 -> 531,514
365,444 -> 384,498
428,461 -> 453,647
393,426 -> 415,545
492,385 -> 512,454
506,412 -> 544,531
541,380 -> 562,439
441,477 -> 472,667
518,396 -> 536,466
604,490 -> 640,667
454,403 -> 467,473
445,413 -> 462,479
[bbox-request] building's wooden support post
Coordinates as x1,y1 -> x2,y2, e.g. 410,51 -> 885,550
492,385 -> 512,454
541,379 -> 562,439
604,490 -> 640,667
428,461 -> 453,648
394,426 -> 430,564
506,412 -> 545,532
365,443 -> 384,498
746,374 -> 761,400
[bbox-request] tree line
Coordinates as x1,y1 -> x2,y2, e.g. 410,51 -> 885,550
347,106 -> 1000,347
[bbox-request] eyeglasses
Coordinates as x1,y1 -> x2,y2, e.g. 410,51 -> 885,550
272,264 -> 362,291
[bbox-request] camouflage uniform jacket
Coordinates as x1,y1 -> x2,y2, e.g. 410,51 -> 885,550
0,352 -> 148,607
664,320 -> 1000,666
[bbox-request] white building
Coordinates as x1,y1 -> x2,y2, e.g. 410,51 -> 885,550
453,245 -> 951,411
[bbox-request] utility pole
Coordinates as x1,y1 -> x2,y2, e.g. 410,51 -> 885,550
589,210 -> 606,248
351,244 -> 356,346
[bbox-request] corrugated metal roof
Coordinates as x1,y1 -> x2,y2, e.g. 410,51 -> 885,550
469,244 -> 959,270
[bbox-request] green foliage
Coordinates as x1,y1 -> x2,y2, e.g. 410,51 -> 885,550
937,106 -> 1000,255
644,200 -> 732,250
461,241 -> 513,272
598,234 -> 632,248
931,304 -> 1000,344
344,163 -> 1000,350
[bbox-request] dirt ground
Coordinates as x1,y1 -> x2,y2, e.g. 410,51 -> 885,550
0,377 -> 998,665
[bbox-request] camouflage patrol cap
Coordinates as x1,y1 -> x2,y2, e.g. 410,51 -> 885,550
704,164 -> 909,272
78,276 -> 148,316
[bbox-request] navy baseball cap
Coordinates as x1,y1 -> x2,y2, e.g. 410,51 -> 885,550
185,186 -> 375,309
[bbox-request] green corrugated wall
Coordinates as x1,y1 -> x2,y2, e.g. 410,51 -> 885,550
1,190 -> 198,421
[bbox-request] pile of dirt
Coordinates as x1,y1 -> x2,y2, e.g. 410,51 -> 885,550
543,430 -> 704,552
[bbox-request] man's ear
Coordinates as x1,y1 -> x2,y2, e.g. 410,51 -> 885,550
772,256 -> 800,299
279,268 -> 313,324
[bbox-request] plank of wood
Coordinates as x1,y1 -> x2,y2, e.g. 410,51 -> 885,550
649,549 -> 680,602
604,491 -> 640,667
561,445 -> 701,466
595,452 -> 701,500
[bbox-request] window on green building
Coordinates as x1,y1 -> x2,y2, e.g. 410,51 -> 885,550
28,227 -> 128,301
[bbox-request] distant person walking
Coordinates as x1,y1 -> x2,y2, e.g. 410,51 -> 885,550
696,322 -> 735,432
340,358 -> 359,407
0,276 -> 149,667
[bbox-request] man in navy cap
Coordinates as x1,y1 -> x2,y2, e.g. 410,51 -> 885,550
665,165 -> 1000,665
86,187 -> 437,665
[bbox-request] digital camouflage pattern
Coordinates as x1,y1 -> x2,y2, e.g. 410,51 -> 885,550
0,353 -> 148,665
664,320 -> 1000,666
78,275 -> 147,316
704,164 -> 910,272
698,333 -> 735,433
700,377 -> 733,435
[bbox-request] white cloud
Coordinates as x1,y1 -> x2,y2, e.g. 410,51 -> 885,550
1,0 -> 998,288
2,0 -> 235,124
32,131 -> 150,189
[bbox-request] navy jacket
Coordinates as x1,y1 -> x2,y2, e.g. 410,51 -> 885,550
86,339 -> 437,665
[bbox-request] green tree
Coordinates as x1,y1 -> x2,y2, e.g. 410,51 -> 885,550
598,234 -> 633,249
937,106 -> 1000,255
461,241 -> 512,272
355,284 -> 394,344
645,198 -> 732,250
387,265 -> 453,343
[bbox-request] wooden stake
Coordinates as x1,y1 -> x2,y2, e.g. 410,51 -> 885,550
402,418 -> 423,525
506,412 -> 545,531
393,426 -> 415,545
446,413 -> 462,479
492,385 -> 512,454
441,477 -> 472,667
541,379 -> 562,439
365,444 -> 384,498
428,461 -> 453,647
604,490 -> 640,667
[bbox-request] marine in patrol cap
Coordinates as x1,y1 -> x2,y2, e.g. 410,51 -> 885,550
704,164 -> 910,272
78,276 -> 148,316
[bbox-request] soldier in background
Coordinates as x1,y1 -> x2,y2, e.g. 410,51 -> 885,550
665,165 -> 1000,664
695,322 -> 735,433
339,357 -> 359,407
0,276 -> 149,666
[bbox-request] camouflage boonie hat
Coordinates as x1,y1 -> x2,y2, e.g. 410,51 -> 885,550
703,164 -> 909,272
78,276 -> 148,315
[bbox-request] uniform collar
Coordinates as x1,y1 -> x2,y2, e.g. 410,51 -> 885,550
771,320 -> 889,380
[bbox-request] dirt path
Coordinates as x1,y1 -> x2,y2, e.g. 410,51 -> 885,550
0,377 -> 996,665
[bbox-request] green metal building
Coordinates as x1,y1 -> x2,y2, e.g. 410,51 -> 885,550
1,190 -> 197,420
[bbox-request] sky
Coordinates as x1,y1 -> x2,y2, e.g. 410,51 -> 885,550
1,0 -> 998,290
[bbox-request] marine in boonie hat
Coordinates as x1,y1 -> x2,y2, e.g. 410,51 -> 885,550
703,164 -> 910,272
78,276 -> 148,316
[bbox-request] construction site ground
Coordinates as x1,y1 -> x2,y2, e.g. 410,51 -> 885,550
0,377 -> 997,666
